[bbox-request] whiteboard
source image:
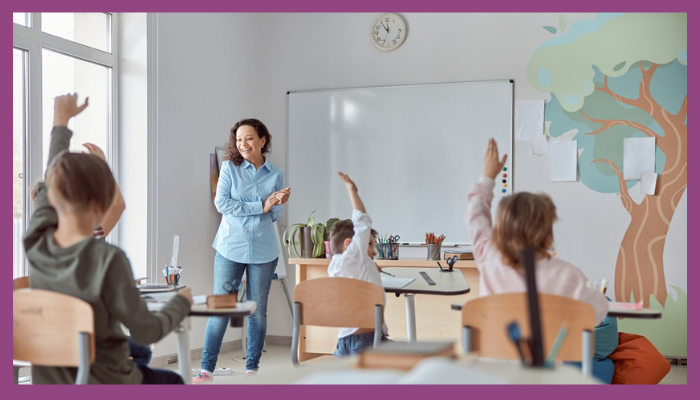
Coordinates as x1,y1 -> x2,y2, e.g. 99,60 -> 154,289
287,81 -> 513,245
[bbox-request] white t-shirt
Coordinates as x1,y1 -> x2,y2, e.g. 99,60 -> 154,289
327,210 -> 388,338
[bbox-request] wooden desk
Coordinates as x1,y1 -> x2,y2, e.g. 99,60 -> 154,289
290,258 -> 480,362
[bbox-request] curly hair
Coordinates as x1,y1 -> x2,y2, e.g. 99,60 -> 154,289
491,192 -> 557,269
224,118 -> 272,166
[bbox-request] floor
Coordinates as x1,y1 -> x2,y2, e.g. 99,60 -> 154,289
169,343 -> 688,385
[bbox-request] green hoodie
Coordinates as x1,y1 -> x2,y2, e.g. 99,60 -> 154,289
23,126 -> 190,384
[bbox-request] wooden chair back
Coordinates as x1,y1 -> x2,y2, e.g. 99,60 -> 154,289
294,277 -> 384,328
461,293 -> 595,362
13,289 -> 95,374
291,277 -> 384,365
13,276 -> 29,290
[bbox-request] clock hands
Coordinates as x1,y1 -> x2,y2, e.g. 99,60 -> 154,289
380,21 -> 389,33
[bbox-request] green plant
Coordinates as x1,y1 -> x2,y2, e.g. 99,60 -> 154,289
283,211 -> 327,258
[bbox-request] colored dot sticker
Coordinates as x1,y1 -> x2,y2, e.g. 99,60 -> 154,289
503,167 -> 507,171
503,183 -> 507,187
501,188 -> 507,193
502,173 -> 507,178
502,179 -> 507,183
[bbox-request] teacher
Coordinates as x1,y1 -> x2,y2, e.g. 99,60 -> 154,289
195,119 -> 290,383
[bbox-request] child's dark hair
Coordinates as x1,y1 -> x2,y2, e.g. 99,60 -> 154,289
329,222 -> 379,255
46,151 -> 116,214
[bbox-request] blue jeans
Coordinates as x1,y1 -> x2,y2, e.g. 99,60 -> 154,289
201,252 -> 277,371
128,336 -> 153,367
334,332 -> 389,357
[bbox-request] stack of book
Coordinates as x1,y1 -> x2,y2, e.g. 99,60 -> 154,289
444,250 -> 474,260
357,341 -> 456,371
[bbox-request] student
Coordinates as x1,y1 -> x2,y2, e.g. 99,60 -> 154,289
327,172 -> 388,356
465,138 -> 614,381
24,93 -> 193,384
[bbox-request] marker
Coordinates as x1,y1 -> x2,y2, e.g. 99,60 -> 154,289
380,270 -> 395,277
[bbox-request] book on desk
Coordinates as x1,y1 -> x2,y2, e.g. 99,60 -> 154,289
443,250 -> 474,260
357,341 -> 456,371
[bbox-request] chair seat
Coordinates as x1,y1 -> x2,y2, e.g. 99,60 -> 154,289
13,360 -> 32,368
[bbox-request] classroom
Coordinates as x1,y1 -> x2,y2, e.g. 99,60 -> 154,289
11,10 -> 688,389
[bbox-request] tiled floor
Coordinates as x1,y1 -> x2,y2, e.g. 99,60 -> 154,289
171,343 -> 687,385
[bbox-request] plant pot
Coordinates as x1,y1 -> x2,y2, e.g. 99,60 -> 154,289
299,227 -> 314,258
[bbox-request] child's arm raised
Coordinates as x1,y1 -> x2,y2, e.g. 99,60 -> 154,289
338,172 -> 366,213
83,143 -> 125,236
465,138 -> 507,262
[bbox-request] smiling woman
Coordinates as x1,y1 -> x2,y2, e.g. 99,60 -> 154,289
196,118 -> 291,383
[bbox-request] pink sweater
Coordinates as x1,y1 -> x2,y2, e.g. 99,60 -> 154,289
466,177 -> 609,326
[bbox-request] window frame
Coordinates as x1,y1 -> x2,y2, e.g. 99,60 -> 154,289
12,13 -> 120,277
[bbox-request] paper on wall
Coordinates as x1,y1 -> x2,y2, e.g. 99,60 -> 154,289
640,172 -> 657,195
532,134 -> 548,156
548,140 -> 578,182
623,137 -> 656,180
515,100 -> 545,141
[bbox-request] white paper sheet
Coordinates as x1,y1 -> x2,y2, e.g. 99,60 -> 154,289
381,277 -> 415,289
515,100 -> 545,141
548,140 -> 578,182
532,134 -> 548,156
623,137 -> 656,180
640,172 -> 657,195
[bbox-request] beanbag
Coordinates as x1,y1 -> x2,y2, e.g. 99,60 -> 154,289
608,332 -> 671,384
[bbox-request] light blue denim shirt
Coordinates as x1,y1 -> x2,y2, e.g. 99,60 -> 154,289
212,158 -> 284,264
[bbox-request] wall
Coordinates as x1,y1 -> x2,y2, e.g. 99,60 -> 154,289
149,13 -> 686,357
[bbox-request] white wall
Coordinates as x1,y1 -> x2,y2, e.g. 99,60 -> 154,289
149,13 -> 687,356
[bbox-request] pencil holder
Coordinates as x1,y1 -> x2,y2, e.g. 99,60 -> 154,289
375,243 -> 399,260
427,244 -> 441,261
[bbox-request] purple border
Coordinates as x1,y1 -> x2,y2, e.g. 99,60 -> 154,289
6,1 -> 692,399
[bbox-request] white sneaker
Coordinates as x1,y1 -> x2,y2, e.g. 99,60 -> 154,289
245,370 -> 257,376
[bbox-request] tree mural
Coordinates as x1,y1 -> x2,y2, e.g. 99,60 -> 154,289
528,13 -> 687,307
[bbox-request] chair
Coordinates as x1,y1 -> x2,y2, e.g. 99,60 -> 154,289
461,293 -> 595,375
13,276 -> 29,290
13,288 -> 95,384
291,277 -> 384,365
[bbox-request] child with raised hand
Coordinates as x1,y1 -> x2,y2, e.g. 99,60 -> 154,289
466,138 -> 608,324
24,93 -> 193,384
327,172 -> 389,356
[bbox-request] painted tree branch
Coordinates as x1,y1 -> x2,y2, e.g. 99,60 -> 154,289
590,158 -> 636,214
579,110 -> 659,138
594,63 -> 663,122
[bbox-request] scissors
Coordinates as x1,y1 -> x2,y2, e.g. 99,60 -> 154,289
389,235 -> 400,243
438,255 -> 458,272
222,280 -> 241,294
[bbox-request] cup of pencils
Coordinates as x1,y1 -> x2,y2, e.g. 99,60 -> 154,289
426,232 -> 445,261
375,234 -> 400,260
164,265 -> 182,287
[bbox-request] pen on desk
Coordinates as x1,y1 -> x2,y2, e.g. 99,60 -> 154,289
380,270 -> 395,277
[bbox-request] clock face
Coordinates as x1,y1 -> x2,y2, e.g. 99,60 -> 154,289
371,13 -> 406,51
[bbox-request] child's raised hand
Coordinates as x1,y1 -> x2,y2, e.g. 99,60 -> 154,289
337,172 -> 358,193
53,93 -> 89,126
83,143 -> 106,161
484,138 -> 508,179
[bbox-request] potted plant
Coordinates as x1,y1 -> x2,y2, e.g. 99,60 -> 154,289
283,211 -> 326,258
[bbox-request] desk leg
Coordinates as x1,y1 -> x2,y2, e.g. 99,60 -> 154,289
404,294 -> 417,342
176,317 -> 192,384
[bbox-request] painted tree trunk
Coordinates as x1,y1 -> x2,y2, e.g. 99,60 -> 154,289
613,77 -> 687,308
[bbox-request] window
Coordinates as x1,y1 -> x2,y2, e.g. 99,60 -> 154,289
12,13 -> 118,278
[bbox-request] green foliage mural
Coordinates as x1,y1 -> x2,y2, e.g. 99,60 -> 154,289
527,14 -> 687,312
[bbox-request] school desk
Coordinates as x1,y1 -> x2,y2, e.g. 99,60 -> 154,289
290,258 -> 479,362
146,297 -> 257,383
449,302 -> 663,319
237,353 -> 601,385
382,267 -> 470,342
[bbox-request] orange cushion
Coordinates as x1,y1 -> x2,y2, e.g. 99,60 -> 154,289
608,332 -> 671,384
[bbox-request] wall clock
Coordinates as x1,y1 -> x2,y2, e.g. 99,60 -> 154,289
370,13 -> 407,51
